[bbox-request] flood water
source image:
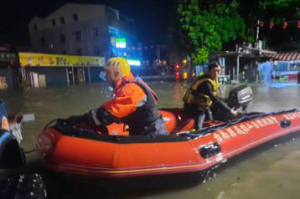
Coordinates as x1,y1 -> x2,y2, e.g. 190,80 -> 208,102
1,80 -> 300,199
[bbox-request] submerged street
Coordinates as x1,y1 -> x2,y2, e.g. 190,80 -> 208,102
1,81 -> 300,199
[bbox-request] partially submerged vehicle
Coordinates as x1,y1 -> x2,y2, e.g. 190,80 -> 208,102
36,86 -> 300,179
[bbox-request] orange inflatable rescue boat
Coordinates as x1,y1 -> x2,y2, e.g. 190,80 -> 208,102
36,86 -> 300,178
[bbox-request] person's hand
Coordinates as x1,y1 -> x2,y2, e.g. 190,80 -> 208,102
59,114 -> 91,126
230,108 -> 239,118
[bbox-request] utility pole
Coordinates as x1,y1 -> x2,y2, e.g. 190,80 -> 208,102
256,20 -> 260,43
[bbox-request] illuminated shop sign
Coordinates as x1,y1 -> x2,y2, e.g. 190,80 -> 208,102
19,52 -> 105,67
116,38 -> 126,49
127,59 -> 141,66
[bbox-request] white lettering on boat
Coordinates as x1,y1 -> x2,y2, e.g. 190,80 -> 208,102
226,128 -> 237,137
213,113 -> 300,143
251,121 -> 260,128
284,112 -> 300,120
214,134 -> 224,142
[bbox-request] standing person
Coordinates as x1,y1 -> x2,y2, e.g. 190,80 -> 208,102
63,57 -> 168,136
263,59 -> 273,85
257,59 -> 267,84
183,62 -> 238,130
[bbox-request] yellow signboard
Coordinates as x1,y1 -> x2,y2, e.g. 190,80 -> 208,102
19,52 -> 105,67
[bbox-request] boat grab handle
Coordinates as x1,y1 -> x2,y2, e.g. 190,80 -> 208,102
280,120 -> 291,128
199,142 -> 221,158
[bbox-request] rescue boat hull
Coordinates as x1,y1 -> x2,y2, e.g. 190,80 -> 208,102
36,109 -> 300,178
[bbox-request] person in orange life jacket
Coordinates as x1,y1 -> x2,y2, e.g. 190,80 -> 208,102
64,57 -> 168,136
0,99 -> 10,131
183,62 -> 238,130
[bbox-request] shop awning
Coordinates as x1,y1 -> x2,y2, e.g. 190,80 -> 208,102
261,51 -> 300,61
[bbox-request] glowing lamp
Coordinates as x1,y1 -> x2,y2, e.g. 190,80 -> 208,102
183,72 -> 188,80
176,72 -> 180,80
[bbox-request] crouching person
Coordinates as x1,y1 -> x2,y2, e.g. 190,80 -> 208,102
63,57 -> 168,136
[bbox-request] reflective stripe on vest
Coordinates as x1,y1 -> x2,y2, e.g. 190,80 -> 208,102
183,76 -> 219,109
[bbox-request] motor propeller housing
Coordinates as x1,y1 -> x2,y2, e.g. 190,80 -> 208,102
228,85 -> 254,112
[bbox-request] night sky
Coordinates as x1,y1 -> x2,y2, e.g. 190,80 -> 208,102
0,0 -> 177,46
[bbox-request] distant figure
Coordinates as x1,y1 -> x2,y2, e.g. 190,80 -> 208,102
257,61 -> 264,83
263,60 -> 273,85
195,65 -> 204,77
257,59 -> 273,85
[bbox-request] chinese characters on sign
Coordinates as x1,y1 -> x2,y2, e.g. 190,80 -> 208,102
18,52 -> 105,67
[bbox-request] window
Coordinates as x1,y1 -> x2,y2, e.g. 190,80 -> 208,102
94,46 -> 100,55
34,24 -> 38,31
41,37 -> 46,47
60,34 -> 66,44
93,28 -> 99,37
52,19 -> 56,26
75,31 -> 81,41
77,48 -> 83,55
60,17 -> 65,24
73,14 -> 79,21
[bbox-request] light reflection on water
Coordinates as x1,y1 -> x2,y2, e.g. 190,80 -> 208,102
1,82 -> 300,199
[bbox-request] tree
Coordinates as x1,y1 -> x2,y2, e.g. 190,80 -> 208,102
178,0 -> 245,65
239,0 -> 300,50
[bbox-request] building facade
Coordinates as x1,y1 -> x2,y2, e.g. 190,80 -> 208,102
18,52 -> 106,87
28,3 -> 139,59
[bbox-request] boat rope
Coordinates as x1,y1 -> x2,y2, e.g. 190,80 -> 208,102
43,119 -> 59,130
24,119 -> 60,154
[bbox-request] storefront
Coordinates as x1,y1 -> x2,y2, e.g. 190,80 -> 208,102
18,52 -> 105,87
0,50 -> 19,90
214,52 -> 258,83
261,51 -> 300,81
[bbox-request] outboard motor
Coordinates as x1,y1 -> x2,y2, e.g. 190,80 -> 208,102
228,85 -> 253,113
